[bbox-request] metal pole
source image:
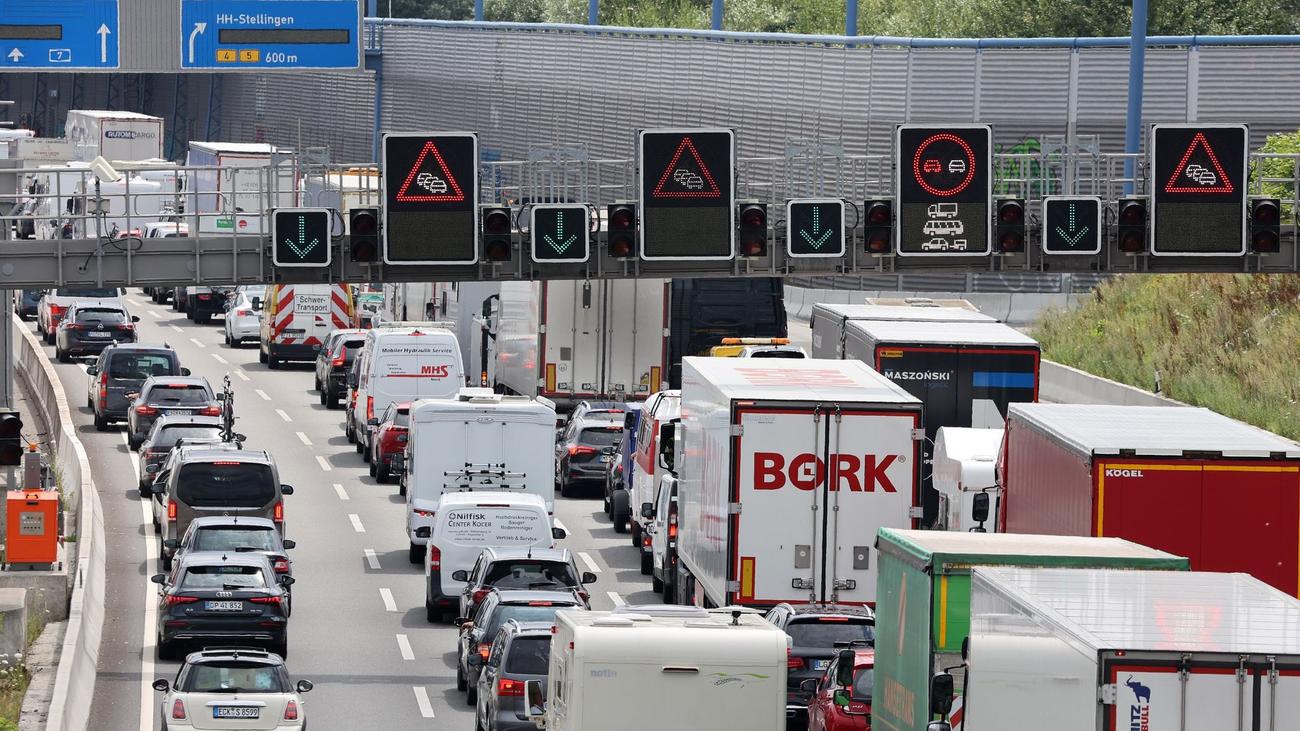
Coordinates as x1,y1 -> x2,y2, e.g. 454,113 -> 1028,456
474,0 -> 485,22
588,0 -> 599,25
711,0 -> 723,30
366,0 -> 377,16
845,0 -> 858,36
94,178 -> 104,288
1123,0 -> 1149,194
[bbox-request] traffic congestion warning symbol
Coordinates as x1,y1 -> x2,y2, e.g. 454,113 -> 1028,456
394,141 -> 466,203
651,137 -> 722,198
1164,132 -> 1234,194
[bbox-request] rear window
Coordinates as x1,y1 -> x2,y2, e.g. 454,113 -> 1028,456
748,350 -> 805,359
193,527 -> 278,552
74,308 -> 127,325
785,618 -> 875,649
578,427 -> 622,448
108,353 -> 176,379
185,662 -> 286,693
56,287 -> 117,298
505,636 -> 551,675
147,385 -> 212,405
851,667 -> 874,702
180,564 -> 267,589
486,604 -> 575,638
156,425 -> 222,445
484,561 -> 578,591
176,463 -> 276,508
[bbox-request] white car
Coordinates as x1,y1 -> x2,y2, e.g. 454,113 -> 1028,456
948,159 -> 966,174
672,168 -> 704,190
153,647 -> 312,729
223,285 -> 266,347
416,172 -> 448,194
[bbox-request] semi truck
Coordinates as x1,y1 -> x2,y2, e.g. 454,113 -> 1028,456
185,141 -> 297,234
674,357 -> 922,608
872,529 -> 1189,731
64,110 -> 164,162
1000,403 -> 1300,596
929,567 -> 1300,731
932,426 -> 1004,533
809,301 -> 995,360
666,278 -> 788,387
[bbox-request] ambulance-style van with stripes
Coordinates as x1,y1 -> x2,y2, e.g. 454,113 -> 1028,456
258,284 -> 356,368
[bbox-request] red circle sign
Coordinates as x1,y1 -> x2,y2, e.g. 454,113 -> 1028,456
912,133 -> 977,197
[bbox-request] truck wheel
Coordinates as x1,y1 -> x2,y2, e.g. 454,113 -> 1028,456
408,543 -> 422,564
267,357 -> 280,370
662,578 -> 675,604
652,575 -> 663,594
426,601 -> 440,624
94,413 -> 108,431
630,521 -> 641,548
640,550 -> 652,576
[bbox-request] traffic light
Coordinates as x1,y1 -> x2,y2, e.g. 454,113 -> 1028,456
607,203 -> 636,259
350,207 -> 379,262
481,206 -> 513,262
0,410 -> 23,467
1250,198 -> 1281,253
995,199 -> 1026,253
737,203 -> 768,257
864,199 -> 892,254
1117,198 -> 1148,253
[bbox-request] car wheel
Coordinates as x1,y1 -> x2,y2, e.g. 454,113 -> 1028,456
223,331 -> 232,346
662,578 -> 675,604
313,376 -> 321,392
258,349 -> 267,364
466,684 -> 477,706
139,484 -> 152,499
408,543 -> 422,564
603,490 -> 612,517
56,347 -> 69,363
156,636 -> 178,661
613,517 -> 627,534
160,551 -> 172,572
267,357 -> 280,370
652,575 -> 664,594
398,480 -> 406,497
325,392 -> 339,409
456,663 -> 467,691
368,459 -> 377,478
345,422 -> 355,444
559,479 -> 574,499
318,390 -> 327,407
129,435 -> 142,451
355,437 -> 364,455
376,464 -> 390,484
640,550 -> 653,576
362,445 -> 371,463
630,521 -> 641,548
94,413 -> 108,431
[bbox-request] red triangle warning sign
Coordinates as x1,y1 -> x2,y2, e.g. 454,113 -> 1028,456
651,137 -> 722,199
395,141 -> 467,203
1164,132 -> 1234,194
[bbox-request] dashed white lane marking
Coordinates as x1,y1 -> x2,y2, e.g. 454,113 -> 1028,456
275,409 -> 292,422
211,353 -> 228,365
189,337 -> 206,349
315,455 -> 332,472
396,634 -> 415,661
333,483 -> 350,501
295,431 -> 312,446
554,518 -> 568,534
607,592 -> 626,607
379,588 -> 398,612
254,389 -> 271,401
169,325 -> 183,333
233,371 -> 250,382
147,310 -> 161,319
348,513 -> 365,533
138,473 -> 158,731
413,686 -> 436,718
577,551 -> 601,574
363,548 -> 380,569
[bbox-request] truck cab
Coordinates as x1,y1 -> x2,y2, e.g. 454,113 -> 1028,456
932,427 -> 1003,533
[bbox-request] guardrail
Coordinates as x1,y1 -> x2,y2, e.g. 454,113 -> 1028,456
12,315 -> 104,731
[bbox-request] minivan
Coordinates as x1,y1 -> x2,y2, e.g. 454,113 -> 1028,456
416,491 -> 562,621
630,389 -> 680,551
151,446 -> 294,571
353,323 -> 465,459
86,344 -> 186,431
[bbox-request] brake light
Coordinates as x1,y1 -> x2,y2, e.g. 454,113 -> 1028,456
787,651 -> 804,670
171,698 -> 187,720
236,309 -> 252,317
413,509 -> 435,518
818,617 -> 851,623
249,596 -> 280,604
366,396 -> 374,421
577,590 -> 589,603
498,678 -> 525,697
136,405 -> 158,417
472,588 -> 490,605
117,323 -> 135,331
668,521 -> 678,540
273,501 -> 284,522
99,371 -> 108,406
64,323 -> 85,331
332,355 -> 345,367
198,406 -> 222,416
167,502 -> 176,522
283,699 -> 299,721
429,544 -> 441,570
568,445 -> 597,457
478,642 -> 491,661
163,595 -> 198,607
527,601 -> 555,607
642,534 -> 651,548
272,558 -> 290,573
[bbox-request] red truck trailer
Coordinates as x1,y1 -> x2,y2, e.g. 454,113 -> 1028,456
1000,403 -> 1300,595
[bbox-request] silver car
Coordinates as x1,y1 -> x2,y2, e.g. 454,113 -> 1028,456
223,286 -> 267,347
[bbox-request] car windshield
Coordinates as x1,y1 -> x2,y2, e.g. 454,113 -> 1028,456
146,385 -> 212,405
179,564 -> 267,589
785,618 -> 875,649
176,463 -> 276,508
194,527 -> 278,552
57,287 -> 117,298
505,636 -> 551,675
485,561 -> 578,590
109,353 -> 175,379
186,662 -> 285,693
74,308 -> 127,325
486,604 -> 574,637
578,428 -> 622,448
157,425 -> 222,446
851,667 -> 874,702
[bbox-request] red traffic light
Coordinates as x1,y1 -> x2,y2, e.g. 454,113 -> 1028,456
866,200 -> 891,225
998,200 -> 1025,224
741,206 -> 767,229
1250,198 -> 1281,253
484,209 -> 512,234
607,204 -> 637,259
738,203 -> 768,257
1119,200 -> 1146,226
351,210 -> 378,235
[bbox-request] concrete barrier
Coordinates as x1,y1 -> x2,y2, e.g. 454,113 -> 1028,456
0,589 -> 28,659
1039,360 -> 1182,407
12,315 -> 104,731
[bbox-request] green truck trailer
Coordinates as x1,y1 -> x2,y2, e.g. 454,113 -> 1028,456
872,529 -> 1189,731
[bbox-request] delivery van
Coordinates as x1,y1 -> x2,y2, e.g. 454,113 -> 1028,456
258,284 -> 355,368
353,323 -> 466,460
418,491 -> 561,621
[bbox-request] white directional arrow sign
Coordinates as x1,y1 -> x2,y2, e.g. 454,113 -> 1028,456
272,207 -> 332,267
97,24 -> 111,63
188,22 -> 207,65
8,48 -> 24,63
1041,196 -> 1103,255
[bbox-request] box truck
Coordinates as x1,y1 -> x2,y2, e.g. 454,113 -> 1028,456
185,141 -> 297,234
873,530 -> 1189,731
809,301 -> 996,360
932,427 -> 1004,533
494,279 -> 669,410
64,110 -> 164,162
1000,403 -> 1300,595
675,357 -> 922,608
666,278 -> 788,387
524,605 -> 788,731
929,567 -> 1300,731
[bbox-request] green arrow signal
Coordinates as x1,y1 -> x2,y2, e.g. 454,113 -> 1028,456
798,205 -> 835,249
284,215 -> 321,259
543,210 -> 579,254
1054,202 -> 1090,247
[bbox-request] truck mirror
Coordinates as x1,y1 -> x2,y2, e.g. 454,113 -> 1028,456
552,527 -> 567,540
972,491 -> 990,524
467,653 -> 483,667
835,649 -> 855,686
283,540 -> 296,550
961,636 -> 969,662
525,679 -> 546,720
162,539 -> 179,551
640,502 -> 654,520
414,527 -> 431,539
151,483 -> 166,495
581,572 -> 597,585
180,368 -> 192,376
930,672 -> 955,716
251,297 -> 262,311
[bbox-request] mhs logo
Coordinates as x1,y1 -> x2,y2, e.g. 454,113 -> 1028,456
1106,469 -> 1144,478
420,365 -> 450,377
754,452 -> 901,492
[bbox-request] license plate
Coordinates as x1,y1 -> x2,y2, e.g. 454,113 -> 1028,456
282,328 -> 306,334
213,706 -> 259,719
813,660 -> 830,671
204,600 -> 243,611
601,455 -> 614,463
88,331 -> 112,338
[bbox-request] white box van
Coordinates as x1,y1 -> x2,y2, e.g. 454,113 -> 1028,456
353,323 -> 466,459
419,491 -> 560,620
404,390 -> 557,563
258,284 -> 356,367
629,390 -> 680,561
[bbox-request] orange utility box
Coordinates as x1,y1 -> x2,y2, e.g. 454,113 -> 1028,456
6,490 -> 59,568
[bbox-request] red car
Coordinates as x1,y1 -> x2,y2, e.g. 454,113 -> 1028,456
368,401 -> 410,484
922,159 -> 943,174
806,647 -> 874,731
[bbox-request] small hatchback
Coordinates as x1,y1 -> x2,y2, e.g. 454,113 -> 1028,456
86,344 -> 186,432
806,646 -> 875,731
472,620 -> 554,731
152,647 -> 312,730
55,302 -> 138,362
223,286 -> 267,346
314,329 -> 366,409
166,516 -> 296,584
128,376 -> 221,450
367,401 -> 409,484
454,546 -> 596,620
152,552 -> 293,660
555,416 -> 624,498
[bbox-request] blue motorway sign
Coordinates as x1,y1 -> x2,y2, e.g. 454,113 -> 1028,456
0,0 -> 119,69
180,0 -> 361,70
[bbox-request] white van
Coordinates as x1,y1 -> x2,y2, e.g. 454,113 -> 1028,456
403,390 -> 556,563
352,323 -> 465,458
258,284 -> 355,367
630,390 -> 680,561
419,491 -> 561,620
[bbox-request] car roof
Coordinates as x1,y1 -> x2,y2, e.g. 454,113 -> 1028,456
489,588 -> 584,604
187,516 -> 278,530
154,414 -> 223,427
177,550 -> 272,569
482,547 -> 571,562
174,446 -> 272,464
572,415 -> 625,430
781,603 -> 876,619
143,375 -> 210,388
184,647 -> 283,666
503,620 -> 558,636
69,301 -> 126,312
103,344 -> 175,355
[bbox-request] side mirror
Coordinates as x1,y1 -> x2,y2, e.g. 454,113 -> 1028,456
525,679 -> 546,720
552,527 -> 567,540
367,418 -> 379,427
295,679 -> 313,693
86,365 -> 98,376
451,570 -> 469,582
162,539 -> 179,550
145,463 -> 160,475
581,571 -> 597,585
180,368 -> 191,376
151,483 -> 166,495
313,344 -> 322,353
799,678 -> 818,692
454,617 -> 471,628
150,574 -> 166,584
251,297 -> 262,311
972,491 -> 990,524
280,484 -> 294,495
279,576 -> 296,586
216,393 -> 227,402
930,672 -> 955,716
467,653 -> 484,667
640,502 -> 654,520
132,315 -> 141,323
283,539 -> 296,550
414,527 -> 431,539
961,636 -> 970,662
152,679 -> 170,692
835,649 -> 855,686
833,689 -> 851,707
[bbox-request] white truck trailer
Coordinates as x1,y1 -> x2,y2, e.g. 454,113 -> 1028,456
525,605 -> 788,731
185,141 -> 296,234
675,357 -> 923,608
64,110 -> 164,162
928,567 -> 1300,731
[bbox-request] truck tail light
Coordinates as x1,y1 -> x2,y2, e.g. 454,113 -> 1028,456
497,678 -> 525,697
136,405 -> 158,417
283,699 -> 299,721
171,699 -> 187,720
273,501 -> 284,522
167,502 -> 177,522
366,396 -> 374,421
428,544 -> 441,570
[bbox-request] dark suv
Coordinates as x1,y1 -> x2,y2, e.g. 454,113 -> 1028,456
472,620 -> 554,731
87,345 -> 186,432
314,329 -> 366,409
137,414 -> 224,494
764,603 -> 876,726
555,416 -> 625,498
55,302 -> 139,362
454,546 -> 595,619
456,589 -> 584,705
185,287 -> 233,323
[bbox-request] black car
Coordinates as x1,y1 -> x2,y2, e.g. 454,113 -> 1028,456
764,603 -> 876,726
136,414 -> 223,493
166,516 -> 296,586
55,303 -> 139,362
87,344 -> 187,432
555,416 -> 624,498
14,290 -> 42,320
314,329 -> 366,409
456,589 -> 584,705
152,551 -> 294,660
127,376 -> 221,450
185,287 -> 233,322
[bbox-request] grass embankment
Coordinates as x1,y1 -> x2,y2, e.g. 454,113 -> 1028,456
1035,274 -> 1300,441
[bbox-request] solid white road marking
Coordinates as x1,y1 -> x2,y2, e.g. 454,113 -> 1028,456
210,353 -> 228,365
169,325 -> 183,333
379,588 -> 398,612
275,409 -> 292,422
363,548 -> 380,569
315,455 -> 332,472
348,514 -> 365,533
295,431 -> 312,446
607,591 -> 626,607
233,371 -> 250,382
254,389 -> 271,401
138,466 -> 159,731
188,337 -> 206,349
577,551 -> 601,574
413,686 -> 436,718
396,634 -> 415,661
333,483 -> 350,501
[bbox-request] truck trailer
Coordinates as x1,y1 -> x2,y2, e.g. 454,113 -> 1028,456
675,357 -> 923,608
935,567 -> 1300,731
809,301 -> 996,360
64,110 -> 164,162
1000,403 -> 1300,595
872,529 -> 1189,731
185,141 -> 297,234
